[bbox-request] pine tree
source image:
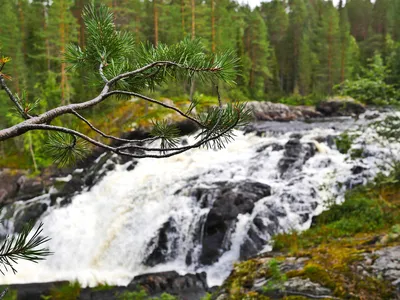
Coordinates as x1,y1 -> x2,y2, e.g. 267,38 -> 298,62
314,1 -> 341,94
47,0 -> 78,105
261,0 -> 289,95
243,9 -> 271,99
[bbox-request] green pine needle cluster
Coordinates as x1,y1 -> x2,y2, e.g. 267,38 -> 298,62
150,121 -> 181,152
45,132 -> 88,167
197,102 -> 253,150
0,222 -> 51,275
65,4 -> 239,93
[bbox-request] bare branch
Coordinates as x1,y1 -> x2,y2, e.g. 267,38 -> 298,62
108,61 -> 221,86
108,90 -> 205,128
99,62 -> 109,83
70,110 -> 159,144
0,75 -> 30,119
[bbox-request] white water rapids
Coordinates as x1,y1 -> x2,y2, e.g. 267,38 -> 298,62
0,111 -> 399,288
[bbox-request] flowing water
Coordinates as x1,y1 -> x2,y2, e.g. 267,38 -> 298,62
0,111 -> 399,287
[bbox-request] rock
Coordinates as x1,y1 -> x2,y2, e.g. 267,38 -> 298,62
247,101 -> 323,122
365,112 -> 380,120
0,169 -> 27,204
128,271 -> 208,299
13,202 -> 48,233
278,139 -> 317,175
372,246 -> 400,288
316,97 -> 366,117
199,180 -> 271,265
284,277 -> 332,296
144,217 -> 179,267
16,176 -> 44,201
10,281 -> 69,300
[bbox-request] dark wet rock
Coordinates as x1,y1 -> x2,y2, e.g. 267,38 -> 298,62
289,133 -> 302,139
352,165 -> 368,175
129,271 -> 208,299
256,143 -> 284,153
278,139 -> 317,175
197,180 -> 271,265
13,202 -> 48,233
365,112 -> 380,120
144,217 -> 179,267
10,281 -> 69,300
316,98 -> 366,117
283,139 -> 302,158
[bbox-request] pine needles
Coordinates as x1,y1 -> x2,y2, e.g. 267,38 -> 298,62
0,222 -> 51,275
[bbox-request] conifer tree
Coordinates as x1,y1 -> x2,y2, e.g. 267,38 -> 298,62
243,10 -> 271,99
47,0 -> 78,105
315,1 -> 341,94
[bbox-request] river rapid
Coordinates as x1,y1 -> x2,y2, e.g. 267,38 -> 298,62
0,110 -> 399,288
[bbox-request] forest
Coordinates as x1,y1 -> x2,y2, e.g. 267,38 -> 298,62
1,0 -> 400,169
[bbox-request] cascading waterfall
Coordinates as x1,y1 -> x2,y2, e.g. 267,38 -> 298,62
0,111 -> 399,288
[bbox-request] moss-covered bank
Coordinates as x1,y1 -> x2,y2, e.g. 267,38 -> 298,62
214,166 -> 400,300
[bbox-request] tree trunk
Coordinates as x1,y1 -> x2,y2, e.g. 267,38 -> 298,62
181,0 -> 185,38
211,0 -> 215,52
191,0 -> 195,39
154,0 -> 159,46
60,2 -> 67,105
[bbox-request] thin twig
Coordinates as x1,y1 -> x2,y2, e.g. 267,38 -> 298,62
108,90 -> 205,128
0,288 -> 8,300
0,75 -> 30,119
99,62 -> 108,83
70,110 -> 158,144
108,60 -> 222,85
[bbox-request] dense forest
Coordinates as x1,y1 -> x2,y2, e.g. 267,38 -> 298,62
1,0 -> 400,169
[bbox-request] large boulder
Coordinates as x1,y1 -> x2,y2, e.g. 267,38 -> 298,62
278,137 -> 317,176
316,97 -> 366,117
128,271 -> 208,299
246,101 -> 322,122
143,217 -> 179,267
198,180 -> 271,265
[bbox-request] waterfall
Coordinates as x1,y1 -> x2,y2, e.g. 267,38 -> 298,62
0,111 -> 399,288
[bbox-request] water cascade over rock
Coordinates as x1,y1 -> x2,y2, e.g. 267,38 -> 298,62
0,111 -> 399,289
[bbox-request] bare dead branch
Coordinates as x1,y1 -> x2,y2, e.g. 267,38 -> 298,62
0,75 -> 30,119
99,62 -> 109,83
108,90 -> 205,128
0,61 -> 231,162
70,110 -> 159,144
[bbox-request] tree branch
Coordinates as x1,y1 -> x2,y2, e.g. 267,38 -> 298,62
0,75 -> 30,119
108,90 -> 205,128
70,110 -> 159,144
108,61 -> 221,85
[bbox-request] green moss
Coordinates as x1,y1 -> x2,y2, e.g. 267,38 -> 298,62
44,281 -> 81,300
92,283 -> 115,291
335,131 -> 359,154
116,287 -> 178,300
1,289 -> 17,300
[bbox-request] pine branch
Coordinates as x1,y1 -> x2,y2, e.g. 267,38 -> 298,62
0,75 -> 30,120
0,222 -> 51,275
0,4 -> 248,163
70,110 -> 159,144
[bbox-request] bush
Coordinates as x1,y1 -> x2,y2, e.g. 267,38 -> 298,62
335,53 -> 400,106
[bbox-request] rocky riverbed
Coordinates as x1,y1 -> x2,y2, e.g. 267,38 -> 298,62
0,100 -> 398,300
